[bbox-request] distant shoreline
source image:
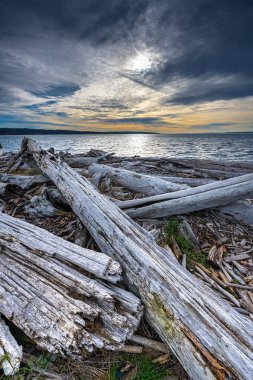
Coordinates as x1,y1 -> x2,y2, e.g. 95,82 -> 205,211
0,128 -> 158,135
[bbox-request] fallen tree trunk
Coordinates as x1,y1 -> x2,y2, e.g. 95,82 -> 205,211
0,316 -> 22,376
116,172 -> 253,210
116,174 -> 253,217
0,213 -> 141,355
89,163 -> 189,195
26,138 -> 253,380
0,212 -> 121,283
126,178 -> 253,219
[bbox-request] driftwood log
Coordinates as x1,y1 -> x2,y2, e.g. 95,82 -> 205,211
89,163 -> 189,195
0,213 -> 142,356
0,211 -> 121,283
116,172 -> 253,209
114,173 -> 253,220
26,138 -> 253,380
0,316 -> 22,376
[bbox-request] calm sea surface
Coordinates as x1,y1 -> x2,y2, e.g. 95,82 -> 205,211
1,133 -> 253,161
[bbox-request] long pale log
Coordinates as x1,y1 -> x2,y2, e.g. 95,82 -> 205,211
26,138 -> 253,380
116,172 -> 253,210
126,179 -> 253,219
0,218 -> 141,355
0,212 -> 121,283
0,316 -> 22,376
89,164 -> 189,195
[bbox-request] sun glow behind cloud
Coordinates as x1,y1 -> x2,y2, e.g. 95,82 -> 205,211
130,52 -> 153,71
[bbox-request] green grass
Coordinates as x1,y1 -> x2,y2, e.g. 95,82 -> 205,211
106,353 -> 170,380
163,218 -> 209,270
163,217 -> 179,243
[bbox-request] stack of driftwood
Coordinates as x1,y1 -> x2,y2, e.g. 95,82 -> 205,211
0,137 -> 253,380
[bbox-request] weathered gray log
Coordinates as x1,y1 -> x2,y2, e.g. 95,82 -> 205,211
0,173 -> 49,189
116,172 -> 253,210
0,212 -> 121,283
126,178 -> 253,219
0,215 -> 142,355
26,138 -> 253,380
0,316 -> 22,376
89,164 -> 189,195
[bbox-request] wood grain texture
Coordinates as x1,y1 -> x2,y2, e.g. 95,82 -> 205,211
26,138 -> 253,380
0,214 -> 142,355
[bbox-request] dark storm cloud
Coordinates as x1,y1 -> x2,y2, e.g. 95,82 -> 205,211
0,0 -> 150,44
162,76 -> 253,105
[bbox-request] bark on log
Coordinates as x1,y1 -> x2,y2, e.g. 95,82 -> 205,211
26,138 -> 253,380
89,163 -> 189,195
0,214 -> 142,355
0,316 -> 22,376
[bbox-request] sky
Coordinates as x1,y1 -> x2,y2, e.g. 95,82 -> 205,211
0,0 -> 253,133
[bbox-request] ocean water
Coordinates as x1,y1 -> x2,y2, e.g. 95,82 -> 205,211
0,133 -> 253,161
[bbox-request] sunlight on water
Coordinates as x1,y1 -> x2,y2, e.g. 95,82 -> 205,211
1,133 -> 253,161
